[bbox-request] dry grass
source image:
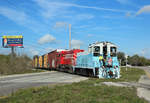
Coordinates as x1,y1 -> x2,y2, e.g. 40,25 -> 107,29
0,54 -> 42,75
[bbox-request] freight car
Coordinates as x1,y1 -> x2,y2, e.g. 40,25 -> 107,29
47,49 -> 84,71
33,55 -> 38,68
33,41 -> 120,79
33,49 -> 84,69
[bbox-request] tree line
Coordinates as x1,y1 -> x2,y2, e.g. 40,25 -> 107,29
117,52 -> 150,66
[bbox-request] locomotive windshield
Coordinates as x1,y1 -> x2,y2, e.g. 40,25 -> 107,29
94,46 -> 100,52
93,46 -> 100,56
110,47 -> 117,56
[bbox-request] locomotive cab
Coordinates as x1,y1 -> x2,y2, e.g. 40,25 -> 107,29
88,41 -> 120,78
88,42 -> 103,57
88,42 -> 117,58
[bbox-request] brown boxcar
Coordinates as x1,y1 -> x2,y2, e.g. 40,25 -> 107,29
48,50 -> 58,69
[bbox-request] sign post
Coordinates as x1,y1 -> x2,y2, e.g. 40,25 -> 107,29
2,35 -> 23,58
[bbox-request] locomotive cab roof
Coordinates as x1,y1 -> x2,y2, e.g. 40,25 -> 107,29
89,41 -> 117,48
88,41 -> 117,55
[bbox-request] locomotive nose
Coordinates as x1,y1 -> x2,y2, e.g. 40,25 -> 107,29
108,70 -> 113,77
107,57 -> 112,66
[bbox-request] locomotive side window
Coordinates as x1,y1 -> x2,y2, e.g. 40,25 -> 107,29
93,46 -> 100,56
94,46 -> 100,52
110,47 -> 117,56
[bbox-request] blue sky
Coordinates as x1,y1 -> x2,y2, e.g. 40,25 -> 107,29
0,0 -> 150,58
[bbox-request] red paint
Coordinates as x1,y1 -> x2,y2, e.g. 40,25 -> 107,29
47,49 -> 84,69
8,44 -> 23,46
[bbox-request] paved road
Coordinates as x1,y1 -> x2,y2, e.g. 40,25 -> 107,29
134,66 -> 150,103
134,66 -> 150,78
0,71 -> 88,96
126,66 -> 150,103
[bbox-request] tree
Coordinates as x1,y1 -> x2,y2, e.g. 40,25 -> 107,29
128,54 -> 150,66
117,52 -> 126,66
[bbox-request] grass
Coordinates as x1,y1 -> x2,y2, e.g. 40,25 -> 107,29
88,67 -> 146,83
0,67 -> 148,103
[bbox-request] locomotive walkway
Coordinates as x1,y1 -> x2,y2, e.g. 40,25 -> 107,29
0,71 -> 88,97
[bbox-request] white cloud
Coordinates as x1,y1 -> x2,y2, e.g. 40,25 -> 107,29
139,48 -> 150,58
87,34 -> 94,37
38,34 -> 56,44
75,14 -> 94,20
136,5 -> 150,15
34,0 -> 129,19
0,6 -> 46,33
71,39 -> 83,49
116,0 -> 129,4
0,7 -> 27,25
77,25 -> 90,28
53,22 -> 67,28
29,48 -> 39,55
92,26 -> 112,30
34,0 -> 69,18
126,12 -> 131,17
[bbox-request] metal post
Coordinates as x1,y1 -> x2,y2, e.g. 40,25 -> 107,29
11,46 -> 15,59
69,24 -> 71,50
120,59 -> 122,67
126,57 -> 127,71
125,54 -> 128,71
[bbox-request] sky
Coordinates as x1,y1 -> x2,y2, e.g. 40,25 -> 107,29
0,0 -> 150,58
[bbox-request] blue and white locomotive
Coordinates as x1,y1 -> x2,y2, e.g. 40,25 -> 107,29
74,41 -> 120,79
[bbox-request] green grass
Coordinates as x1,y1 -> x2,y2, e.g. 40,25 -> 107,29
88,67 -> 146,83
0,68 -> 148,103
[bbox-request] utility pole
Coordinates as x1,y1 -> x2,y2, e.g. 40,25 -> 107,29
69,24 -> 71,50
120,59 -> 122,67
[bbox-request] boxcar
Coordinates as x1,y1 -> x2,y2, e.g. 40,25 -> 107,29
43,54 -> 48,68
47,50 -> 58,69
47,49 -> 84,71
38,56 -> 42,68
33,55 -> 38,68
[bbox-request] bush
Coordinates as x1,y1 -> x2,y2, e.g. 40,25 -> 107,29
0,54 -> 34,75
128,55 -> 150,66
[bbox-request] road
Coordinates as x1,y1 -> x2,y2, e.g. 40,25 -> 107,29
135,66 -> 150,78
131,66 -> 150,103
0,71 -> 88,96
